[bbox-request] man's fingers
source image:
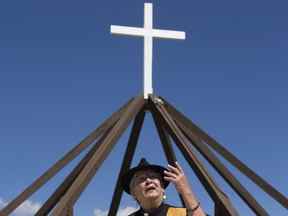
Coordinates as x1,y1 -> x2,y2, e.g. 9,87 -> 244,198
167,164 -> 181,175
163,176 -> 176,183
175,161 -> 184,173
164,170 -> 177,179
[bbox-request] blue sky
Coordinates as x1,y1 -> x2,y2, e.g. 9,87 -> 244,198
0,0 -> 287,215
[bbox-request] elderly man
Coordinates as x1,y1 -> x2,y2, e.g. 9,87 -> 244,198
121,158 -> 206,216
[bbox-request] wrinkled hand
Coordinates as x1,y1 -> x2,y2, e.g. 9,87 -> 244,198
163,162 -> 191,194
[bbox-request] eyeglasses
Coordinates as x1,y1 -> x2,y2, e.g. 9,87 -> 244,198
132,172 -> 162,185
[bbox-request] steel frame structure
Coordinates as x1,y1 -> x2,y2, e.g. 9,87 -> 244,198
0,95 -> 287,216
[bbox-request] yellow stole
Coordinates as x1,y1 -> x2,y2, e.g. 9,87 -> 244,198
167,207 -> 186,216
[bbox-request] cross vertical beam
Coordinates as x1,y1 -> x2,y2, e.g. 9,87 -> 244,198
111,3 -> 185,99
144,3 -> 153,99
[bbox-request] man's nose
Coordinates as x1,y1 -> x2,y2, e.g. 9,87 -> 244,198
145,177 -> 153,184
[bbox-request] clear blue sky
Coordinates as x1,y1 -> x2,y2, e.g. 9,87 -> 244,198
0,0 -> 287,215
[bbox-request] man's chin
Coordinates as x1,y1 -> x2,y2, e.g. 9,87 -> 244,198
144,191 -> 160,199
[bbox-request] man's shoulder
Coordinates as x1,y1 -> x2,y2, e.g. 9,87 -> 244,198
128,209 -> 140,216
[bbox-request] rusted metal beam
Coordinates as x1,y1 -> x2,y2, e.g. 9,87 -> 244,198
161,97 -> 288,209
214,201 -> 231,216
172,111 -> 268,216
0,98 -> 133,216
51,96 -> 145,216
35,125 -> 116,215
108,109 -> 146,216
149,102 -> 185,207
151,96 -> 239,216
150,105 -> 177,164
65,205 -> 74,216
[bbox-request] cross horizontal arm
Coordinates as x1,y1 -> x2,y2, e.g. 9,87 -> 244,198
111,25 -> 185,40
152,29 -> 185,40
111,25 -> 146,37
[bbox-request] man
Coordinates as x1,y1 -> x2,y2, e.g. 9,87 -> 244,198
121,158 -> 206,216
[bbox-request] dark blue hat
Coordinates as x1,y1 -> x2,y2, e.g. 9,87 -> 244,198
121,158 -> 170,194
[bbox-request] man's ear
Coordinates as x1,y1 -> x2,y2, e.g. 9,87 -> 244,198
130,189 -> 140,204
130,187 -> 135,198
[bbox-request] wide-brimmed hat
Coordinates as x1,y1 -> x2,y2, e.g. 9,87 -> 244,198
121,158 -> 170,194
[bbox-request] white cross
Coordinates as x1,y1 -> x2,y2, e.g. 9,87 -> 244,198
111,3 -> 186,99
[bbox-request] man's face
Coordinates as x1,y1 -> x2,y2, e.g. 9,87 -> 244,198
130,169 -> 164,205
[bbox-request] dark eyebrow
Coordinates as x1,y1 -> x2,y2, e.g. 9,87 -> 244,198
135,174 -> 147,179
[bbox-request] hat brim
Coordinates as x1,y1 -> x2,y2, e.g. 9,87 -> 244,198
121,164 -> 169,194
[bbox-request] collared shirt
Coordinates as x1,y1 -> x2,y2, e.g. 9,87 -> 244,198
128,203 -> 186,216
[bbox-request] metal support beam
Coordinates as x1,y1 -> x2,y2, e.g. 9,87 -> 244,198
161,97 -> 288,209
1,94 -> 285,216
151,106 -> 177,164
151,96 -> 239,216
0,98 -> 133,216
108,109 -> 146,216
35,126 -> 116,215
214,201 -> 231,216
65,205 -> 74,216
171,109 -> 269,216
51,96 -> 145,216
149,102 -> 185,207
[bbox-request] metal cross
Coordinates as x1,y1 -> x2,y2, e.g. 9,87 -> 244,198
111,3 -> 186,99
